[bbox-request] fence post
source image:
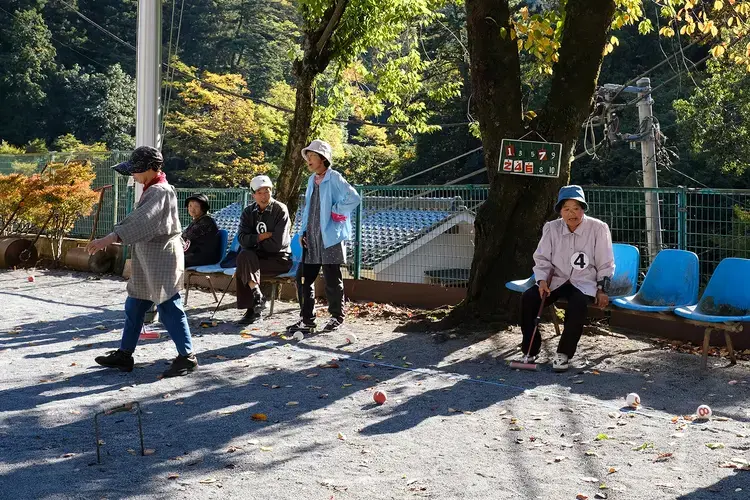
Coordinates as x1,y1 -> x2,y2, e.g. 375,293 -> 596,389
113,174 -> 119,225
353,185 -> 363,280
242,188 -> 249,207
677,187 -> 688,250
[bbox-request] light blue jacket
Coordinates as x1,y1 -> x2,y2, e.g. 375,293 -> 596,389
299,168 -> 361,248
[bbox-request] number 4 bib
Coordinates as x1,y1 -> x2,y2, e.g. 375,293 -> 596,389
570,251 -> 590,270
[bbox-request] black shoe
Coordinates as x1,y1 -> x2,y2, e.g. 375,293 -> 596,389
252,289 -> 265,315
321,318 -> 343,332
95,350 -> 134,372
162,353 -> 198,378
285,318 -> 316,334
237,309 -> 262,325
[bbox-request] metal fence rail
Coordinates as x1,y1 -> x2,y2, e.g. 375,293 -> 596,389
2,151 -> 748,289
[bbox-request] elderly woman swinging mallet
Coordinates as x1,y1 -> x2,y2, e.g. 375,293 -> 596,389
511,185 -> 615,372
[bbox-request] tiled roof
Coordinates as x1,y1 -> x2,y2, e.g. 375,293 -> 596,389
213,197 -> 474,269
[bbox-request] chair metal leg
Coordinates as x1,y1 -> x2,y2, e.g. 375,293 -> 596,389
184,273 -> 191,306
701,328 -> 713,372
552,306 -> 561,337
206,275 -> 219,303
724,331 -> 738,366
269,283 -> 277,316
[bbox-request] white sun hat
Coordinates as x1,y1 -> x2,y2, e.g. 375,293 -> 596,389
301,139 -> 333,167
250,175 -> 273,193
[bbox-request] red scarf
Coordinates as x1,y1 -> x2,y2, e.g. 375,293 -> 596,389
143,171 -> 168,192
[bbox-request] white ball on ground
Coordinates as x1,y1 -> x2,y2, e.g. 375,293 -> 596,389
625,393 -> 641,408
292,331 -> 304,341
696,404 -> 712,419
345,333 -> 358,344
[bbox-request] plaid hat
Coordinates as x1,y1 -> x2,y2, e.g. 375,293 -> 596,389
112,146 -> 163,175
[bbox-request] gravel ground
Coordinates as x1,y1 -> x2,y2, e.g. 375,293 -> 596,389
1,268 -> 749,500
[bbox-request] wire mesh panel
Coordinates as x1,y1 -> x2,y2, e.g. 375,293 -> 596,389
174,188 -> 248,229
350,185 -> 488,287
585,187 -> 682,281
684,189 -> 750,284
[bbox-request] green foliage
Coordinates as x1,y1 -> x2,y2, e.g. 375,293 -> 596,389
53,134 -> 108,153
0,141 -> 25,155
163,62 -> 270,187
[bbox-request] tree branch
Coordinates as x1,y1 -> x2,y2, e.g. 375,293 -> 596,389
315,0 -> 350,57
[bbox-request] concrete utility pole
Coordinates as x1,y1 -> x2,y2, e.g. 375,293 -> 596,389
636,77 -> 663,263
134,0 -> 162,202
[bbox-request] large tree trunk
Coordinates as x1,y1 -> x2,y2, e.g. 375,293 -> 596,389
460,0 -> 616,319
273,1 -> 350,218
275,60 -> 317,218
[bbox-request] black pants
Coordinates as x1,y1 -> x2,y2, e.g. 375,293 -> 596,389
298,263 -> 344,323
521,282 -> 593,358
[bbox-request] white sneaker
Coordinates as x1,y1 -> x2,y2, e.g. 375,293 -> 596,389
552,353 -> 570,372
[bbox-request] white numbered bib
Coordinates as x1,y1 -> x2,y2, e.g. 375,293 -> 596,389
256,222 -> 268,234
570,251 -> 590,270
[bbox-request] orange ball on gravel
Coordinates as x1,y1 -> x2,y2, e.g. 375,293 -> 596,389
373,390 -> 387,405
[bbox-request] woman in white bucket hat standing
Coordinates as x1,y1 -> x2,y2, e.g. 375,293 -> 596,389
287,139 -> 361,333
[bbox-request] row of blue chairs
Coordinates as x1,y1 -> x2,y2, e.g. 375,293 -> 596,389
506,245 -> 750,371
184,232 -> 304,316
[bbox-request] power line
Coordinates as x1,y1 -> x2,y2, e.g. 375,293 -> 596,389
54,0 -> 472,131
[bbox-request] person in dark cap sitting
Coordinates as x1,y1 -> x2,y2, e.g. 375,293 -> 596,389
182,193 -> 222,268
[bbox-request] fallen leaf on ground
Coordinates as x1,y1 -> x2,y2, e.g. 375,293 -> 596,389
167,473 -> 179,480
144,449 -> 155,456
706,443 -> 725,450
212,355 -> 228,360
654,452 -> 673,462
356,374 -> 372,381
251,413 -> 268,421
342,384 -> 353,388
61,453 -> 75,458
227,446 -> 241,453
338,432 -> 346,441
127,449 -> 136,455
69,410 -> 81,415
576,494 -> 589,500
633,442 -> 654,451
607,467 -> 617,474
585,450 -> 599,457
95,325 -> 107,330
319,362 -> 340,369
260,446 -> 273,452
162,393 -> 171,399
286,401 -> 299,406
595,433 -> 611,441
240,333 -> 253,339
199,478 -> 218,484
306,373 -> 319,378
271,385 -> 281,389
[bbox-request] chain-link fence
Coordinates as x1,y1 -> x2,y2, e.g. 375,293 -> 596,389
2,153 -> 749,288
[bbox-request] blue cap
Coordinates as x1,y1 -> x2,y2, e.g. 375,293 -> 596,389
555,185 -> 588,213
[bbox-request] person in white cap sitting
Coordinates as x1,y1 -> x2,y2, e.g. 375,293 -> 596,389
235,175 -> 292,325
521,185 -> 615,372
286,139 -> 361,334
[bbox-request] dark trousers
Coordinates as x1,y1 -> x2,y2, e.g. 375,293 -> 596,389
235,249 -> 292,309
521,282 -> 593,358
298,263 -> 344,323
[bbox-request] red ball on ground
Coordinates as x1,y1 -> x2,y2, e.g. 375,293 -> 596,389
27,276 -> 35,282
373,390 -> 387,405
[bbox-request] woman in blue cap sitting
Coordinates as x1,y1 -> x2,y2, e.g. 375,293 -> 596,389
521,185 -> 615,372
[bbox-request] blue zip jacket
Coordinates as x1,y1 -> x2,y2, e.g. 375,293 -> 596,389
299,168 -> 361,248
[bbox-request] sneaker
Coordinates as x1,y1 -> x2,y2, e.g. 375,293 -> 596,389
552,353 -> 570,372
285,318 -> 316,334
237,309 -> 262,325
162,353 -> 198,378
95,349 -> 134,372
321,318 -> 343,332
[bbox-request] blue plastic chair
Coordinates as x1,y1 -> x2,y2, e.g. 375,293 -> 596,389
503,243 -> 640,299
613,250 -> 699,312
674,258 -> 750,371
186,229 -> 229,272
184,232 -> 238,306
265,233 -> 303,316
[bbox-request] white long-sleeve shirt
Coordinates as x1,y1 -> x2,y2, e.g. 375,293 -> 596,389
532,215 -> 615,297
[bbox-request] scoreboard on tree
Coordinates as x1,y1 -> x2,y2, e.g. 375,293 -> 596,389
499,139 -> 562,179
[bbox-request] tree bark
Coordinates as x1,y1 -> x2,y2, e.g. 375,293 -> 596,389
460,0 -> 616,320
274,2 -> 352,218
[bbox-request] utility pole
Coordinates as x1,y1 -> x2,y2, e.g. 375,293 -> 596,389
636,77 -> 663,263
134,0 -> 162,202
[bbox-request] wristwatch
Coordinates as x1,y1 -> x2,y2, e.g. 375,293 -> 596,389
596,277 -> 611,294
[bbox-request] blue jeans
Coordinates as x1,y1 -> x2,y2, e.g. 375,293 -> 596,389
120,293 -> 193,356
